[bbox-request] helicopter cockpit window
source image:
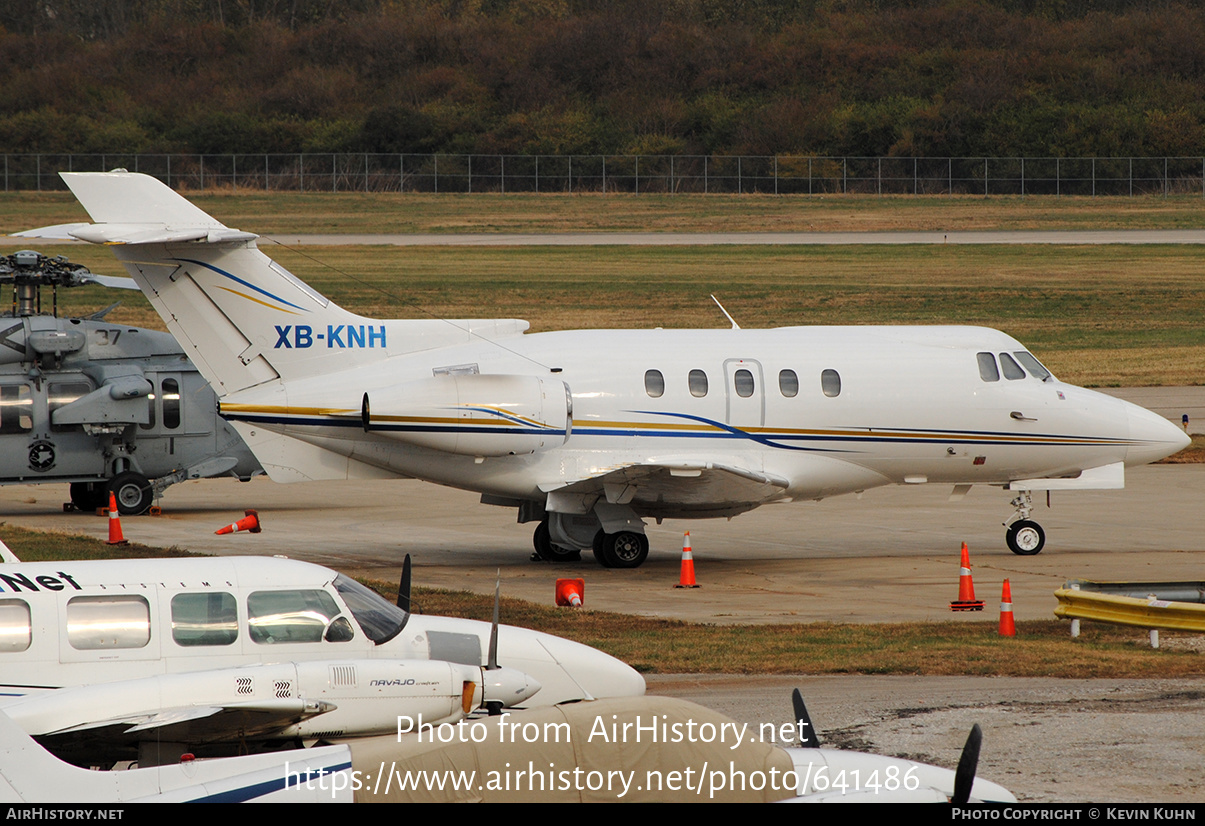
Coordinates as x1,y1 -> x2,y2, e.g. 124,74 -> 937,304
0,385 -> 32,434
333,575 -> 409,645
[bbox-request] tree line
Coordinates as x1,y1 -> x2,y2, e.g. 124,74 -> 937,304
2,0 -> 1203,159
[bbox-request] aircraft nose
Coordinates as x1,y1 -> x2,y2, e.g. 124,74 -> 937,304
1125,403 -> 1191,466
481,666 -> 541,707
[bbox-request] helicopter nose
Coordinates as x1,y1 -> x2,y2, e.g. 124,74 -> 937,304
1125,404 -> 1191,466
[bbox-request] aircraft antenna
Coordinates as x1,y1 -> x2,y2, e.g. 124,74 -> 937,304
710,294 -> 740,329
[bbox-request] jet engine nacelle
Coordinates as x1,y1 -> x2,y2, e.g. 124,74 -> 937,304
363,373 -> 572,457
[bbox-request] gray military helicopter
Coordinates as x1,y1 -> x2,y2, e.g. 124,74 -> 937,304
0,250 -> 261,514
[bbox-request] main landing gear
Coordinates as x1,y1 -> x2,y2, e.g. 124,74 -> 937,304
530,517 -> 650,568
1004,491 -> 1046,555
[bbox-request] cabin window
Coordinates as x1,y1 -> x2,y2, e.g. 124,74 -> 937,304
141,388 -> 157,430
999,353 -> 1026,380
821,369 -> 841,398
779,369 -> 799,398
688,369 -> 709,397
171,592 -> 238,647
734,369 -> 755,398
644,369 -> 664,398
248,589 -> 349,645
0,599 -> 31,653
977,352 -> 1000,382
161,378 -> 181,429
1013,351 -> 1052,381
66,595 -> 151,650
334,575 -> 408,645
0,384 -> 32,434
48,381 -> 92,432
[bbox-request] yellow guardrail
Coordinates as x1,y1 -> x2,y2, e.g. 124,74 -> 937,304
1054,587 -> 1205,632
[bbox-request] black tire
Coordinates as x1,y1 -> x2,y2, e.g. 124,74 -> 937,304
69,482 -> 108,511
532,520 -> 581,562
1006,519 -> 1045,555
109,471 -> 153,515
603,531 -> 650,569
591,530 -> 612,568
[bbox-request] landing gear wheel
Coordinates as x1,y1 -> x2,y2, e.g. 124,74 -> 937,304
532,520 -> 581,562
109,471 -> 153,515
1006,520 -> 1045,555
69,482 -> 107,512
591,530 -> 612,568
602,531 -> 649,569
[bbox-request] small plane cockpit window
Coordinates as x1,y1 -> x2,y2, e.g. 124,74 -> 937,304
999,353 -> 1026,380
0,599 -> 31,653
248,589 -> 349,645
688,369 -> 709,397
734,369 -> 755,398
66,595 -> 151,650
644,370 -> 664,398
161,378 -> 181,429
1014,351 -> 1052,381
0,385 -> 32,434
333,575 -> 409,645
779,369 -> 799,398
977,352 -> 1000,382
171,592 -> 238,647
821,369 -> 841,398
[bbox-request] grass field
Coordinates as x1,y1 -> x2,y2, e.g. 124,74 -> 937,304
3,526 -> 1197,678
3,191 -> 1205,235
14,239 -> 1205,386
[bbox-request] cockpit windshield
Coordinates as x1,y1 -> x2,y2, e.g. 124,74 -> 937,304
1013,351 -> 1053,381
332,575 -> 409,645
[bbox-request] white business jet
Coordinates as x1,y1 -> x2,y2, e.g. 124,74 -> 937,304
20,172 -> 1190,567
0,549 -> 643,767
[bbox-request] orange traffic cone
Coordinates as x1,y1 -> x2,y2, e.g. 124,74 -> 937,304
949,541 -> 983,611
215,509 -> 261,535
999,579 -> 1016,636
674,531 -> 700,588
106,491 -> 128,546
555,578 -> 585,608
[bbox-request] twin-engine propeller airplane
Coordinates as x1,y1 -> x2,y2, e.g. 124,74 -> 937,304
0,547 -> 644,767
19,172 -> 1190,567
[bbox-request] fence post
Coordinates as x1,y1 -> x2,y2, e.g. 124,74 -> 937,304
808,157 -> 812,195
399,154 -> 404,193
36,154 -> 40,193
1164,157 -> 1168,197
200,156 -> 205,190
468,155 -> 473,194
435,154 -> 439,194
635,155 -> 639,194
1056,157 -> 1060,197
843,158 -> 847,194
913,157 -> 917,195
1092,157 -> 1095,197
567,156 -> 571,193
671,155 -> 675,194
984,158 -> 988,196
704,156 -> 708,194
232,154 -> 237,192
774,155 -> 778,195
877,156 -> 881,195
1129,157 -> 1133,196
1021,157 -> 1024,197
602,156 -> 606,193
738,156 -> 742,194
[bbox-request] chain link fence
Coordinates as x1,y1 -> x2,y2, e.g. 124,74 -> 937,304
5,154 -> 1204,196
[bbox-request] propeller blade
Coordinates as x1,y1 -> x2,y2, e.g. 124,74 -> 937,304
396,554 -> 411,613
487,570 -> 500,671
792,688 -> 820,748
952,723 -> 983,805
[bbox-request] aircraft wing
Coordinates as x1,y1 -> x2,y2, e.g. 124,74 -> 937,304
31,698 -> 333,763
541,459 -> 790,518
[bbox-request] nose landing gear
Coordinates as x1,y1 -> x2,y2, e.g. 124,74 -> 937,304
1004,492 -> 1045,555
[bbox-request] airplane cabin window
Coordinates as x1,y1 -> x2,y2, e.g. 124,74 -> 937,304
734,369 -> 755,398
66,595 -> 151,650
0,384 -> 32,434
999,353 -> 1026,380
977,352 -> 1000,382
1014,351 -> 1052,381
688,369 -> 709,397
644,369 -> 664,398
0,599 -> 31,653
248,589 -> 348,644
821,369 -> 841,398
171,592 -> 238,646
779,369 -> 799,397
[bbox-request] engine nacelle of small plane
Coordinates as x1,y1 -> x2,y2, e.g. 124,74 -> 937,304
362,373 -> 572,457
